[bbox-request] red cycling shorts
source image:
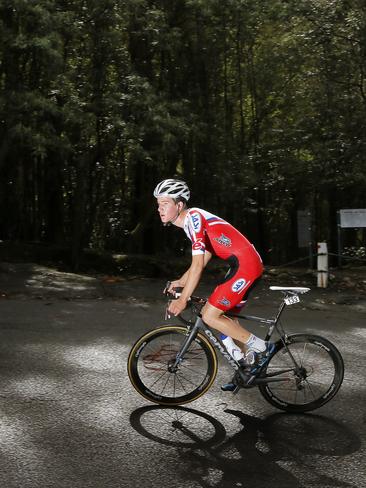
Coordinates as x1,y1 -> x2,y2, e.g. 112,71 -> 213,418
208,255 -> 262,313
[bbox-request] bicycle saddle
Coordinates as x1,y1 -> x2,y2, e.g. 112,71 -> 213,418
269,286 -> 310,294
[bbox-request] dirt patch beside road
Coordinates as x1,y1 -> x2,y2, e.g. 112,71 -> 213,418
0,261 -> 365,314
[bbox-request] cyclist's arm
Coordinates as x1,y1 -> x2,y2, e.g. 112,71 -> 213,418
181,254 -> 205,300
203,250 -> 212,267
168,254 -> 205,316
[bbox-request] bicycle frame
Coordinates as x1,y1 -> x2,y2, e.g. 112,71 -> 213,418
171,295 -> 299,384
232,299 -> 287,342
172,315 -> 241,371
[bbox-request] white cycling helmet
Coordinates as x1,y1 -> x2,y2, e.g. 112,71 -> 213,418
153,178 -> 190,201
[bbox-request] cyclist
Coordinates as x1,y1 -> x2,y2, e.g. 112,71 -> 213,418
154,178 -> 274,388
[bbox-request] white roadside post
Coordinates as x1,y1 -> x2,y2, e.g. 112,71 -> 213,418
317,242 -> 328,288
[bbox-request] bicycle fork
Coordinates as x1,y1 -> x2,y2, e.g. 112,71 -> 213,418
168,317 -> 203,372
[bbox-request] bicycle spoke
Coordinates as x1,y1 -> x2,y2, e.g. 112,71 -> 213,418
179,362 -> 206,375
175,372 -> 189,394
176,372 -> 200,389
160,372 -> 175,396
146,369 -> 170,390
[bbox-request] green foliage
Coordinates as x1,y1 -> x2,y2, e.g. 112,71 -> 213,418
0,0 -> 365,265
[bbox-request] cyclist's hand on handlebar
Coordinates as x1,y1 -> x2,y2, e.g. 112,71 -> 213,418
168,296 -> 188,316
164,280 -> 184,297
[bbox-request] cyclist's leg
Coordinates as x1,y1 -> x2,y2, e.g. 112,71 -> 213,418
222,279 -> 261,352
201,276 -> 265,352
202,303 -> 251,343
201,274 -> 273,389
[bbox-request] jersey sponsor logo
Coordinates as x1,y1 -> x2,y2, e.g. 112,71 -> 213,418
214,233 -> 232,247
231,278 -> 247,293
192,238 -> 205,251
190,212 -> 202,233
218,297 -> 231,307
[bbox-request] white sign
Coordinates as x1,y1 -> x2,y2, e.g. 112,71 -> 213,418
339,209 -> 366,228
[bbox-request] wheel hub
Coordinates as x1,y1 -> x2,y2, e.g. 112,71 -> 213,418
295,367 -> 308,389
167,358 -> 180,373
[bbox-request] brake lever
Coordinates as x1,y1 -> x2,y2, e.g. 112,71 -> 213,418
164,285 -> 182,299
163,281 -> 171,296
165,301 -> 172,320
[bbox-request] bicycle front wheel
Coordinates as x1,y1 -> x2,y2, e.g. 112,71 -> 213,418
258,334 -> 344,413
128,325 -> 218,405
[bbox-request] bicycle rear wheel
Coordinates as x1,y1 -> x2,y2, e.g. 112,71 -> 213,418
128,325 -> 218,405
258,334 -> 344,413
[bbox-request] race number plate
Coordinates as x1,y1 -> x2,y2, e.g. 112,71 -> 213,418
285,295 -> 300,306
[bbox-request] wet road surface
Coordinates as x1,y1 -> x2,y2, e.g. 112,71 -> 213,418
0,291 -> 365,488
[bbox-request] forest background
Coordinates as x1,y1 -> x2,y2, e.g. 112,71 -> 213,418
0,0 -> 365,273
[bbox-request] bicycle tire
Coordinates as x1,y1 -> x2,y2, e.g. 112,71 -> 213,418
128,325 -> 218,405
258,334 -> 344,413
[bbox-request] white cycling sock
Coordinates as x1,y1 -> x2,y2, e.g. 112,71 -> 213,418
245,334 -> 266,353
222,336 -> 245,361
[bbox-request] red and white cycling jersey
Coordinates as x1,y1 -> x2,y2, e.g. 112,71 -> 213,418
183,207 -> 263,311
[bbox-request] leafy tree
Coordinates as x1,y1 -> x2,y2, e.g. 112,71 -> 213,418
0,0 -> 365,267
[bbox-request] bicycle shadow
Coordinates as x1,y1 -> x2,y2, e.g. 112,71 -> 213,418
130,405 -> 360,488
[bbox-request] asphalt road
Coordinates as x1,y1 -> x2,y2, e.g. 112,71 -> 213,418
0,285 -> 365,488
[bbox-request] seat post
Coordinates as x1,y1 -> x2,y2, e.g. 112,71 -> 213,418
274,298 -> 287,324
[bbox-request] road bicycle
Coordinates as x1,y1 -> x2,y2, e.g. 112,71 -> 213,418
128,284 -> 344,412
